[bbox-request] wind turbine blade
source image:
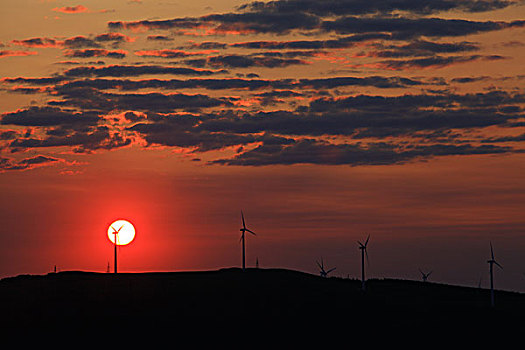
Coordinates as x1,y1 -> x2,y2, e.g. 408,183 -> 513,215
316,261 -> 322,269
239,233 -> 244,243
364,234 -> 370,247
490,242 -> 494,260
327,267 -> 336,273
419,268 -> 424,275
365,248 -> 370,267
357,241 -> 363,247
495,261 -> 503,270
117,225 -> 124,233
246,229 -> 256,235
241,211 -> 246,229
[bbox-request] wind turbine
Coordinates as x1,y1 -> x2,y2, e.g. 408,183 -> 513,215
419,269 -> 432,282
110,224 -> 124,274
358,234 -> 370,291
239,211 -> 256,272
487,242 -> 503,307
316,258 -> 336,278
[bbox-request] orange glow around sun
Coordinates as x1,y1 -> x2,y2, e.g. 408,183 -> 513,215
107,219 -> 136,245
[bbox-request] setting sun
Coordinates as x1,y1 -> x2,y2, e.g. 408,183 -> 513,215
107,220 -> 136,246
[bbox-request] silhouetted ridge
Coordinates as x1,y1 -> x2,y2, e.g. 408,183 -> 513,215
0,268 -> 523,338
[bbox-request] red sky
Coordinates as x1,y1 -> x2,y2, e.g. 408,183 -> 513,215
0,0 -> 524,292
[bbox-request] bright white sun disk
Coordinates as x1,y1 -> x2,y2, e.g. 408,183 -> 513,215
107,219 -> 136,245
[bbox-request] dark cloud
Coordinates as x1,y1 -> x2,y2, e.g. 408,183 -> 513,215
94,33 -> 131,43
252,50 -> 320,58
52,87 -> 232,112
64,49 -> 127,59
187,41 -> 228,50
131,126 -> 258,152
451,77 -> 490,83
58,77 -> 290,91
185,54 -> 309,69
108,2 -> 523,38
231,34 -> 391,50
200,11 -> 321,34
129,115 -> 294,152
63,36 -> 102,49
482,133 -> 525,143
321,17 -> 524,39
378,54 -> 505,69
0,130 -> 18,140
146,35 -> 173,41
1,77 -> 66,85
9,126 -> 132,153
297,76 -> 422,89
0,155 -> 60,171
198,91 -> 523,138
134,49 -> 209,58
307,91 -> 524,113
108,18 -> 204,30
253,90 -> 305,106
1,106 -> 100,127
255,90 -> 304,98
211,138 -> 515,166
370,40 -> 480,58
109,12 -> 320,34
55,75 -> 422,93
62,65 -> 226,77
238,0 -> 517,16
6,86 -> 48,94
11,37 -> 59,48
124,111 -> 146,122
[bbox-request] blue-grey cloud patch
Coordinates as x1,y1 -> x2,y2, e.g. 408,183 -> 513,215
238,0 -> 518,16
62,65 -> 227,77
1,106 -> 100,127
64,49 -> 127,59
211,138 -> 515,166
0,155 -> 61,171
321,17 -> 524,39
378,54 -> 505,69
51,75 -> 422,93
51,86 -> 233,113
185,54 -> 309,69
108,2 -> 524,39
8,126 -> 132,153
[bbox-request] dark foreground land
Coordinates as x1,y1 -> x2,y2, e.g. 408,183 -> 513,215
0,268 -> 523,340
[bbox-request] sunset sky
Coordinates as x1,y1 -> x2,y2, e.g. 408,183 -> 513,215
1,0 -> 524,291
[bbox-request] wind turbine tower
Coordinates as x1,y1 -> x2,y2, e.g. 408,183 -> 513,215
358,235 -> 370,291
419,269 -> 433,282
111,225 -> 123,274
239,211 -> 256,272
487,242 -> 502,307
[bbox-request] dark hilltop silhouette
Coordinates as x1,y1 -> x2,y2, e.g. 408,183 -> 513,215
0,268 -> 523,340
